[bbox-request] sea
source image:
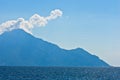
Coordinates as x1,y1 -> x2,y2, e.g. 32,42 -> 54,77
0,66 -> 119,80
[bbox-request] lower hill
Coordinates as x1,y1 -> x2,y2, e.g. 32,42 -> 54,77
0,29 -> 109,67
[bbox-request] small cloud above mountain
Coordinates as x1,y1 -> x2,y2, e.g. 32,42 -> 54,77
0,9 -> 63,35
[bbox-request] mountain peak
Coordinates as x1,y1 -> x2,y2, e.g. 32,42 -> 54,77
0,29 -> 110,67
2,29 -> 31,36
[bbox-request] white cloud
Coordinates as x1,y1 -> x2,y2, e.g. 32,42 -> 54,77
0,9 -> 63,34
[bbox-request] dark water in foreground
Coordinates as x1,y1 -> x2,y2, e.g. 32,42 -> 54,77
0,67 -> 120,80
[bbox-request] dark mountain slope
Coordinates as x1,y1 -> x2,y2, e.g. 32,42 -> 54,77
0,29 -> 109,66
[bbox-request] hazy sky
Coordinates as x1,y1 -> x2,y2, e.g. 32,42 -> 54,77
0,0 -> 120,66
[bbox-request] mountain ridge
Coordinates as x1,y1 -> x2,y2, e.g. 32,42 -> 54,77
0,29 -> 109,67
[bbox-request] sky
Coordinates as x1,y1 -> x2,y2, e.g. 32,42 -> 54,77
0,0 -> 120,66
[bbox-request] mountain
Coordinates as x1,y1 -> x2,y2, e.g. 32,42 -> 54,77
0,29 -> 109,66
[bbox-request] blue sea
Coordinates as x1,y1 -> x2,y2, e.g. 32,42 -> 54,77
0,67 -> 119,80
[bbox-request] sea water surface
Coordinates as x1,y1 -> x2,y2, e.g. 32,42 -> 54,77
0,66 -> 120,80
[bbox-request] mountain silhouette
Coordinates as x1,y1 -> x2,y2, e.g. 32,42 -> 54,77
0,29 -> 109,66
